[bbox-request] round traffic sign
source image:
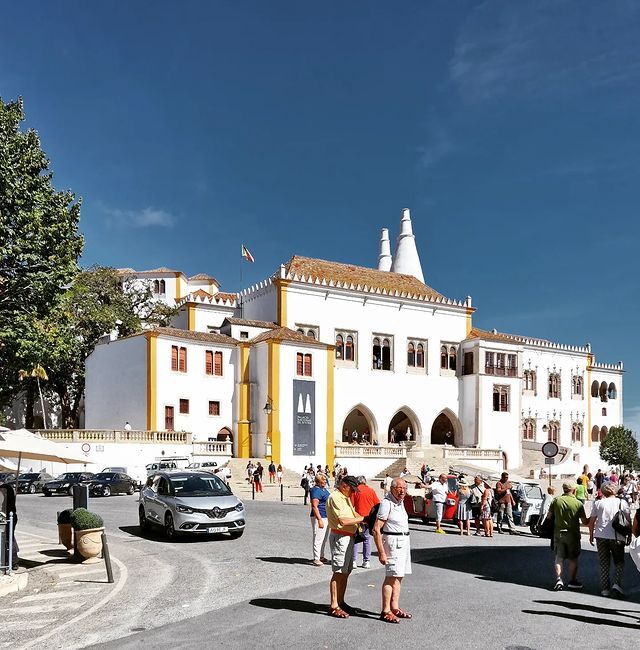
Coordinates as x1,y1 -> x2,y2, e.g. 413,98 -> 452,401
81,442 -> 91,453
541,441 -> 559,458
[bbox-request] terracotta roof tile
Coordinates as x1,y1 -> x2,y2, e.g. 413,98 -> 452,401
189,273 -> 220,285
117,267 -> 181,276
250,326 -> 330,348
152,327 -> 238,345
284,256 -> 446,301
189,289 -> 214,299
467,328 -> 553,345
224,318 -> 277,329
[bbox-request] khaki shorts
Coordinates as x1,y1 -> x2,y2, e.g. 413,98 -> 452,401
330,532 -> 354,574
554,532 -> 581,560
383,535 -> 412,577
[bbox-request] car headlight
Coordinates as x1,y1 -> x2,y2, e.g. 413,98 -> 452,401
176,505 -> 193,513
234,502 -> 244,512
62,483 -> 69,488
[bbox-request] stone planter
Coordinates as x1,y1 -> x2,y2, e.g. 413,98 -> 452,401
58,523 -> 73,552
75,527 -> 104,564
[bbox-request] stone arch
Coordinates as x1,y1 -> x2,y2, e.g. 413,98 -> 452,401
608,383 -> 617,400
599,381 -> 609,402
591,380 -> 599,397
430,409 -> 463,446
341,404 -> 378,444
216,426 -> 233,442
387,406 -> 421,444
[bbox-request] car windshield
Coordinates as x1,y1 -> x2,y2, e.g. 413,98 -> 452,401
525,485 -> 544,500
20,473 -> 39,480
169,474 -> 230,497
55,473 -> 80,481
93,473 -> 116,481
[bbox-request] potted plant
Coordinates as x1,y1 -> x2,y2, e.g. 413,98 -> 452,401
70,508 -> 105,564
57,509 -> 74,551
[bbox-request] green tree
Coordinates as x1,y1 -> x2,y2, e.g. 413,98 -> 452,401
599,425 -> 639,470
0,97 -> 84,418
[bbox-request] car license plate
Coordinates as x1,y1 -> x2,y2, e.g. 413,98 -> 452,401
207,526 -> 228,533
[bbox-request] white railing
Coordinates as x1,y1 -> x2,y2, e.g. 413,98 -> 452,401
36,429 -> 192,444
192,441 -> 233,456
334,443 -> 407,459
442,447 -> 503,459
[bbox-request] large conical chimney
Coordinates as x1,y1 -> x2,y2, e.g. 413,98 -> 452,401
390,208 -> 424,282
377,228 -> 392,271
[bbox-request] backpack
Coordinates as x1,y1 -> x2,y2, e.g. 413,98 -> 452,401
365,502 -> 381,531
612,498 -> 632,545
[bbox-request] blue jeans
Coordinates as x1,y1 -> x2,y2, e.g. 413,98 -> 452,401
354,523 -> 371,563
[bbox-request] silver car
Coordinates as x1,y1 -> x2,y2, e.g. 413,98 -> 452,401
138,470 -> 245,540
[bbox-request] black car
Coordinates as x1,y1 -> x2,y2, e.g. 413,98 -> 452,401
18,471 -> 53,494
89,472 -> 136,497
43,472 -> 94,496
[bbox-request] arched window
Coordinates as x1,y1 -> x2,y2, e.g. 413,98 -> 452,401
159,279 -> 166,295
214,351 -> 223,376
296,352 -> 304,375
304,353 -> 312,376
548,373 -> 560,399
599,381 -> 608,402
608,383 -> 617,400
153,279 -> 160,294
345,335 -> 354,362
407,342 -> 415,367
572,376 -> 583,397
547,421 -> 559,443
297,328 -> 305,335
601,426 -> 608,440
449,346 -> 457,371
522,419 -> 534,440
571,423 -> 582,444
307,329 -> 316,340
335,334 -> 344,360
591,380 -> 599,397
372,338 -> 381,369
382,338 -> 391,371
440,346 -> 448,369
523,370 -> 537,393
591,425 -> 600,443
416,343 -> 424,368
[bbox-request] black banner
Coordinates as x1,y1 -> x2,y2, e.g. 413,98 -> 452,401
292,379 -> 315,456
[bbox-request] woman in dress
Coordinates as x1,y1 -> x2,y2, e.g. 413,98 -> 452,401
276,464 -> 283,484
481,481 -> 494,537
456,478 -> 472,535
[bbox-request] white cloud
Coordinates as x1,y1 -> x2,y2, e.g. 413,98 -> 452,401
103,206 -> 175,229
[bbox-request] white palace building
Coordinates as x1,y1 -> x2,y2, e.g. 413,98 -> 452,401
84,209 -> 624,477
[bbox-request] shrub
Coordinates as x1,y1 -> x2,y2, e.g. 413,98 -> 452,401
70,508 -> 104,531
57,509 -> 73,525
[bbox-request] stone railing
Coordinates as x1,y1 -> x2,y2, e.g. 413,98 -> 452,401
442,447 -> 503,460
192,441 -> 233,456
334,443 -> 407,459
35,429 -> 192,444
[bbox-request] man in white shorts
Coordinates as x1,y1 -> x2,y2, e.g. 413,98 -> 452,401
373,477 -> 412,624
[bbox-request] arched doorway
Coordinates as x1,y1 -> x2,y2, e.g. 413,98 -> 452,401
430,410 -> 462,446
216,427 -> 233,443
388,407 -> 421,444
341,405 -> 377,444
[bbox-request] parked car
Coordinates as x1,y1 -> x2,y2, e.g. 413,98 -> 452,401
42,472 -> 94,496
187,461 -> 218,470
17,471 -> 53,494
405,474 -> 460,524
513,481 -> 545,532
89,472 -> 137,497
102,466 -> 146,489
138,470 -> 245,540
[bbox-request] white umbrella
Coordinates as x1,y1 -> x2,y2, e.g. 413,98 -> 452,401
0,429 -> 90,486
0,457 -> 19,472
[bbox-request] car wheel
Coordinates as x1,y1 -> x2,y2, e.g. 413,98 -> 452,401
139,506 -> 149,532
229,529 -> 244,539
44,491 -> 51,497
127,484 -> 135,495
529,516 -> 540,536
29,484 -> 36,494
103,486 -> 111,497
165,512 -> 176,540
68,486 -> 74,496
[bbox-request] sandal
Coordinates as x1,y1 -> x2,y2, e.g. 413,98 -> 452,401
392,608 -> 412,619
312,560 -> 324,566
380,611 -> 400,624
329,607 -> 349,618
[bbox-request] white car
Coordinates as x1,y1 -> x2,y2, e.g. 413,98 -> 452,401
513,482 -> 545,532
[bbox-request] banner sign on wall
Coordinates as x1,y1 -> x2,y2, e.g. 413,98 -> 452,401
292,379 -> 315,456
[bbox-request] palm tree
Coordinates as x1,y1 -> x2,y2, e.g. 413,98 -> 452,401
18,365 -> 49,429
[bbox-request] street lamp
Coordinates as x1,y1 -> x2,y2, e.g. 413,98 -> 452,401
263,400 -> 273,416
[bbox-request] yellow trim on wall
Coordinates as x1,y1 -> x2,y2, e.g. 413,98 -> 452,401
209,281 -> 215,294
237,345 -> 251,458
174,272 -> 182,301
268,341 -> 281,464
466,308 -> 473,336
276,280 -> 290,327
326,348 -> 335,469
587,353 -> 593,447
146,333 -> 157,430
187,304 -> 196,331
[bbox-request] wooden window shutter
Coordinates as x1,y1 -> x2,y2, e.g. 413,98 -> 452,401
296,353 -> 303,375
179,347 -> 187,372
171,346 -> 178,371
214,351 -> 223,376
304,353 -> 312,376
205,351 -> 213,375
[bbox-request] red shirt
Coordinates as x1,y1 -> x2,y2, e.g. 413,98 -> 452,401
351,484 -> 380,516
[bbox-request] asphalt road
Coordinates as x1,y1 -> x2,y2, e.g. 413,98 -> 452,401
7,491 -> 640,650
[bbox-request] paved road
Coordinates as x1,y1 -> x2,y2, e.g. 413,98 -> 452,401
6,492 -> 640,649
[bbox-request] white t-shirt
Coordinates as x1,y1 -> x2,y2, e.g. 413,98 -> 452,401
431,481 -> 448,504
591,497 -> 630,540
377,494 -> 409,533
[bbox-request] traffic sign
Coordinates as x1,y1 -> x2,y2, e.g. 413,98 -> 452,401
544,457 -> 555,465
541,441 -> 559,458
81,442 -> 91,454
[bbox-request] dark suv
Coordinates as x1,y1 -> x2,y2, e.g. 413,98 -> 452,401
43,472 -> 94,496
18,471 -> 53,494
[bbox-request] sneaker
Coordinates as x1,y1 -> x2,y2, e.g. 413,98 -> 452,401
612,584 -> 625,598
567,580 -> 583,590
553,579 -> 564,591
362,560 -> 371,569
601,589 -> 610,597
435,528 -> 447,534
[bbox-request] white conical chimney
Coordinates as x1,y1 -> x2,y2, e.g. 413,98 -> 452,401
390,208 -> 425,282
377,228 -> 392,271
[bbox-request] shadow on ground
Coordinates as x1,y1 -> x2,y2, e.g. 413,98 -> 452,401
249,597 -> 378,619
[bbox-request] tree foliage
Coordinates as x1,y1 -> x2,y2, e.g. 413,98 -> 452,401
599,425 -> 638,469
0,97 -> 83,414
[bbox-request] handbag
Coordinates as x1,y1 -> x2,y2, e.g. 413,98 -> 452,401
353,524 -> 366,544
612,498 -> 632,545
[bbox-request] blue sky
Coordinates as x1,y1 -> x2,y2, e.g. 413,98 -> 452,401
1,1 -> 638,431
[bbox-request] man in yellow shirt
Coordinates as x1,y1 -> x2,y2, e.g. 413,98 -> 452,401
326,475 -> 364,618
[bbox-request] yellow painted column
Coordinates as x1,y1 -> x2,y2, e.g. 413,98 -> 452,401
268,341 -> 281,464
187,304 -> 196,331
587,354 -> 593,447
146,333 -> 157,430
276,280 -> 290,327
174,272 -> 182,301
466,308 -> 473,336
237,345 -> 251,458
326,348 -> 335,469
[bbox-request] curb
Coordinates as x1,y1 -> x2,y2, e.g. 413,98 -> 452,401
0,571 -> 29,598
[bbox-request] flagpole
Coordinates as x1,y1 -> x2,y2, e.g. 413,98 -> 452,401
239,244 -> 243,319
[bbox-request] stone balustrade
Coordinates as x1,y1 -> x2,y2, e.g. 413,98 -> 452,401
334,443 -> 407,458
442,447 -> 503,459
192,441 -> 233,456
35,429 -> 192,444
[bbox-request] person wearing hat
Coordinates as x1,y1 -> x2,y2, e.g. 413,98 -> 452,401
326,475 -> 364,618
456,478 -> 472,536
